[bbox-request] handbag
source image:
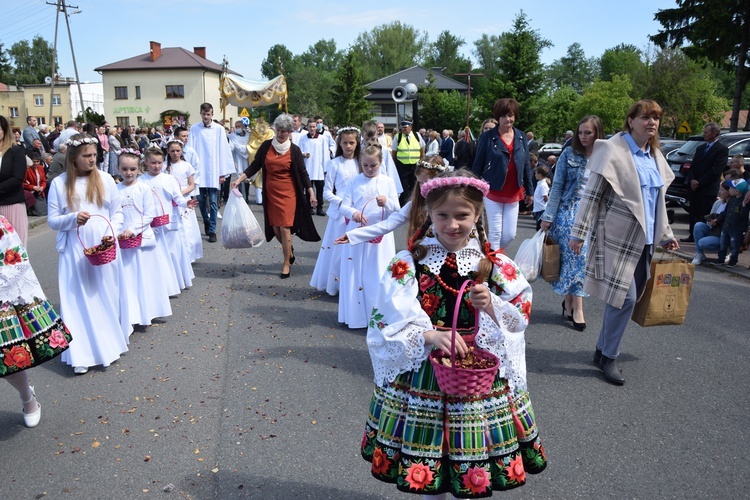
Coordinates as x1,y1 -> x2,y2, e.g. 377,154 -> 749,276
514,229 -> 545,282
541,233 -> 560,282
631,253 -> 694,327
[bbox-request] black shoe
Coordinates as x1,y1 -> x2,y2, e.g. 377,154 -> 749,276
280,271 -> 291,279
208,233 -> 217,243
562,300 -> 573,321
679,237 -> 694,243
726,259 -> 738,268
707,258 -> 725,266
600,356 -> 625,385
593,348 -> 603,368
204,222 -> 210,236
316,208 -> 326,216
571,309 -> 586,331
289,245 -> 295,265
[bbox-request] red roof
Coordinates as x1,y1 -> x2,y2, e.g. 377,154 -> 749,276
94,47 -> 240,76
721,110 -> 748,129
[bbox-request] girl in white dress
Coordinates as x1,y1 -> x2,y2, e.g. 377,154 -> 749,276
164,139 -> 203,262
309,127 -> 361,296
116,149 -> 173,325
139,147 -> 197,290
338,144 -> 400,328
47,134 -> 131,374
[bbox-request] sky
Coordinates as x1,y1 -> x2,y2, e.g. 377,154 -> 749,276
1,0 -> 682,84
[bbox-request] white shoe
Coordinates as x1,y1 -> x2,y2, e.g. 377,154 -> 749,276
691,253 -> 705,265
22,386 -> 41,428
217,211 -> 222,219
73,366 -> 89,375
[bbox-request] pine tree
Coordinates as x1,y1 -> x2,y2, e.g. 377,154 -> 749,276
331,51 -> 372,127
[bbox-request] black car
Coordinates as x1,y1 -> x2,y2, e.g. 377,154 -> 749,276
666,131 -> 750,211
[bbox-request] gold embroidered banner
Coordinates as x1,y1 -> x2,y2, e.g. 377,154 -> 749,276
221,75 -> 287,109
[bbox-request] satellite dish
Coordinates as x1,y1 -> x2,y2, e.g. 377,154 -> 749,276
405,83 -> 418,99
44,76 -> 52,84
392,86 -> 406,102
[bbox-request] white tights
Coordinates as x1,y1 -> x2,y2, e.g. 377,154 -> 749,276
484,198 -> 519,250
5,371 -> 36,412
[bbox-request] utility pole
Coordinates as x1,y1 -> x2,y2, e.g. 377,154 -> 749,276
454,62 -> 484,132
47,2 -> 60,126
46,0 -> 85,123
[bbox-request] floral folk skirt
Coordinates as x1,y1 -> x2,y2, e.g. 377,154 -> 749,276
361,358 -> 546,497
0,298 -> 72,377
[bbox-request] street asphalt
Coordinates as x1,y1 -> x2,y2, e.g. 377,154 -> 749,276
2,205 -> 748,499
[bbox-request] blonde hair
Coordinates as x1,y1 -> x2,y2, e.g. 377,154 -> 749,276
64,133 -> 104,209
359,143 -> 383,172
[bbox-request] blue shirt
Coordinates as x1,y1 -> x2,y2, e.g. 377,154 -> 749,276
623,133 -> 663,245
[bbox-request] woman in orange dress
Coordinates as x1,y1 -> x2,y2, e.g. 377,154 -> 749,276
232,114 -> 320,279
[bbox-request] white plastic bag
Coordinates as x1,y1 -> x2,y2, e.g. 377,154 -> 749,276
514,229 -> 545,282
221,188 -> 265,249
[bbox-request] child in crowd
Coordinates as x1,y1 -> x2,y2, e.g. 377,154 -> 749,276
338,144 -> 400,328
47,134 -> 131,375
139,147 -> 197,289
361,120 -> 403,196
361,170 -> 546,497
310,126 -> 361,296
116,148 -> 173,325
335,155 -> 448,247
165,139 -> 203,262
1,214 -> 73,427
533,165 -> 550,230
708,178 -> 750,267
691,181 -> 730,265
173,127 -> 201,198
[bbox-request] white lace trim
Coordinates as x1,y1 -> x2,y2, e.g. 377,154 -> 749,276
0,261 -> 45,306
421,234 -> 484,276
370,320 -> 429,386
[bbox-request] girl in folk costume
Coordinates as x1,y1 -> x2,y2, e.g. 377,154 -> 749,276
47,134 -> 131,375
338,144 -> 400,329
116,149 -> 173,325
139,147 -> 197,290
0,215 -> 73,427
336,155 -> 448,247
164,139 -> 203,262
309,126 -> 362,296
361,170 -> 546,497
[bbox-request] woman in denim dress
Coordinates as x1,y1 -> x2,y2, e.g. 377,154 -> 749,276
540,116 -> 604,330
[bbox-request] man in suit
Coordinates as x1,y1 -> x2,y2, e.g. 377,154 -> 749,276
22,116 -> 40,147
682,122 -> 728,241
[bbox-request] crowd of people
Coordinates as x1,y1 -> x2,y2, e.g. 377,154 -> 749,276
4,95 -> 749,497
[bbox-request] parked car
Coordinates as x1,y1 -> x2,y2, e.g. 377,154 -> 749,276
666,131 -> 750,212
538,143 -> 563,160
660,139 -> 685,158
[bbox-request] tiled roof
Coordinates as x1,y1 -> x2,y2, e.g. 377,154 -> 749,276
721,110 -> 748,130
95,47 -> 241,76
366,65 -> 467,91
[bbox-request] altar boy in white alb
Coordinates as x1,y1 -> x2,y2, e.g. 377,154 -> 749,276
187,103 -> 235,242
298,119 -> 331,216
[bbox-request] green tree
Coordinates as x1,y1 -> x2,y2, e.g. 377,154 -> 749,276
7,36 -> 57,85
637,47 -> 728,136
352,22 -> 428,82
330,50 -> 371,127
599,43 -> 645,82
424,31 -> 470,77
260,44 -> 296,80
472,34 -> 502,77
437,91 -> 473,134
547,43 -> 598,94
0,43 -> 11,84
575,74 -> 633,134
651,0 -> 750,131
297,39 -> 343,72
76,107 -> 106,126
479,10 -> 552,128
529,86 -> 581,142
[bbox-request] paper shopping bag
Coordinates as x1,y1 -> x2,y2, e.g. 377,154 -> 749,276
631,256 -> 694,327
541,234 -> 560,282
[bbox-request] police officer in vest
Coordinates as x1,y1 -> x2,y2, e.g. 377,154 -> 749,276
390,118 -> 425,205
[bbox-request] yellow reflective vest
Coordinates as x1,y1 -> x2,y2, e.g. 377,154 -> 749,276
396,132 -> 421,164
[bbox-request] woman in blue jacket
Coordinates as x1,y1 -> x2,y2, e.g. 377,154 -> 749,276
540,116 -> 604,331
471,98 -> 533,250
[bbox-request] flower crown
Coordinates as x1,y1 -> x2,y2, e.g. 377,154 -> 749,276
337,126 -> 361,137
416,159 -> 448,172
420,176 -> 490,198
166,138 -> 184,147
117,147 -> 142,157
65,137 -> 98,148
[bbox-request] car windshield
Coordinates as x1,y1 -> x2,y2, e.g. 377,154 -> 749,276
672,140 -> 703,156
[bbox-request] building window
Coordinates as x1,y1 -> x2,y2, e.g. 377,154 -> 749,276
137,116 -> 143,126
116,117 -> 130,128
114,86 -> 128,100
135,86 -> 141,99
9,107 -> 19,118
52,94 -> 61,106
36,117 -> 46,125
34,95 -> 44,106
53,116 -> 62,126
165,85 -> 184,99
